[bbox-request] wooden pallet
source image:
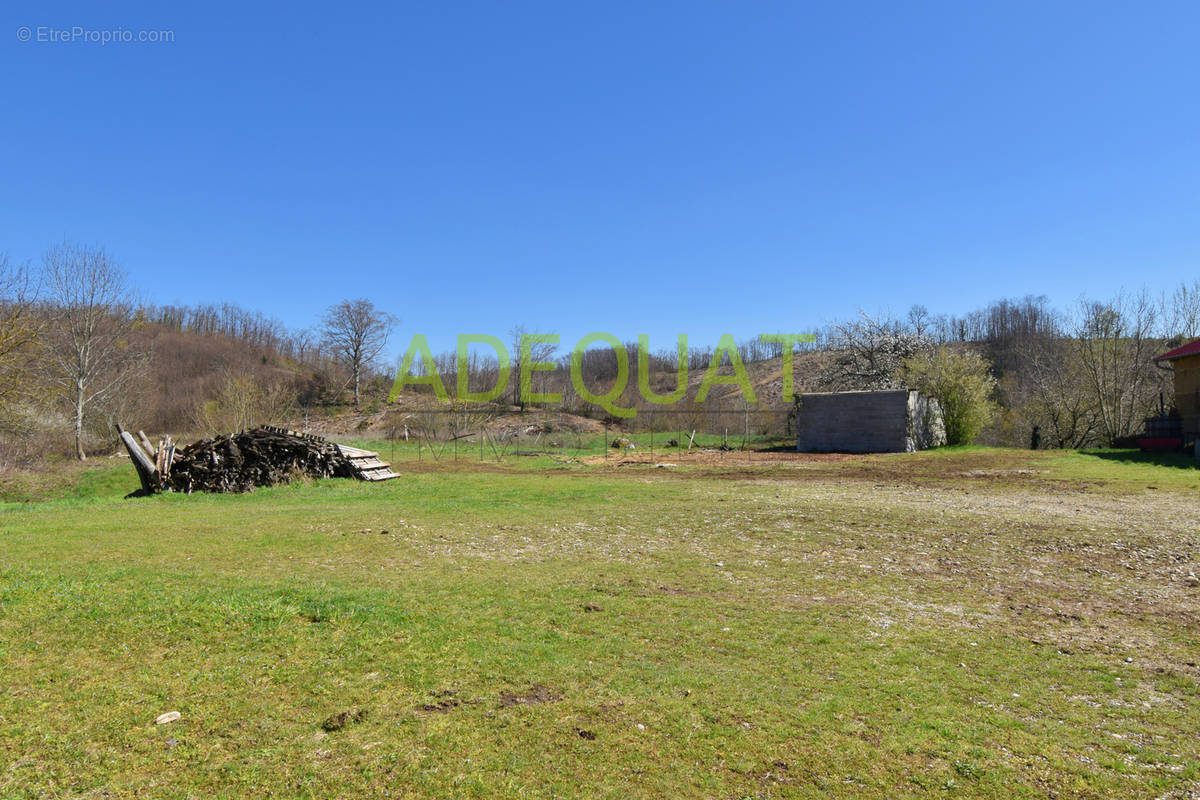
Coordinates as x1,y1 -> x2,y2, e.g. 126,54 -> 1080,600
334,443 -> 399,481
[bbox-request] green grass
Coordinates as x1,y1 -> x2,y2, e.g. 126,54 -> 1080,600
0,456 -> 134,505
1066,447 -> 1200,478
1,449 -> 1198,798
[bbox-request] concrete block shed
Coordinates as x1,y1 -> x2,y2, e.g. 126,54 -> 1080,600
795,389 -> 946,453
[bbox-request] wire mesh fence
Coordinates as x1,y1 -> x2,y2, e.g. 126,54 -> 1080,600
370,406 -> 801,465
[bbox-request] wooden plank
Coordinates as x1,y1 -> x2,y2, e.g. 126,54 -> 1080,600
335,444 -> 378,458
117,424 -> 159,494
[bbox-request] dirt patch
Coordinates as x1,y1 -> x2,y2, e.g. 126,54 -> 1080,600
580,448 -> 1088,490
582,450 -> 859,468
419,689 -> 460,713
499,685 -> 560,707
419,698 -> 460,713
321,708 -> 368,731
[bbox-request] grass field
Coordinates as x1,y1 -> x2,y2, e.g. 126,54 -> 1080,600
1,448 -> 1198,798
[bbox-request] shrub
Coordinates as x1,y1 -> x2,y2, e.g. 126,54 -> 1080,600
904,348 -> 998,445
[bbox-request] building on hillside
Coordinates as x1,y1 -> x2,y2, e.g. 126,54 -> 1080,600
795,389 -> 946,453
1153,337 -> 1200,447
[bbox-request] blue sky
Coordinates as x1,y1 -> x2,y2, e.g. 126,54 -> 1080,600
2,2 -> 1198,357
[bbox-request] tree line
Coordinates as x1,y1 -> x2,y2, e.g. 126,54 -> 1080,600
817,290 -> 1195,448
0,243 -> 398,463
410,287 -> 1195,449
1,240 -> 1196,466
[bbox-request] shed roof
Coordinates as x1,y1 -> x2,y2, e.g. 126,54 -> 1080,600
1155,337 -> 1200,362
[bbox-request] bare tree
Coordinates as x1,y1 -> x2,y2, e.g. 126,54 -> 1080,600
1162,280 -> 1200,343
0,253 -> 38,409
508,324 -> 557,408
907,304 -> 932,339
321,298 -> 396,407
42,243 -> 147,460
192,367 -> 296,433
1023,338 -> 1100,448
1072,291 -> 1165,445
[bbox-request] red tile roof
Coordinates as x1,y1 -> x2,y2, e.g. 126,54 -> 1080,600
1155,337 -> 1200,361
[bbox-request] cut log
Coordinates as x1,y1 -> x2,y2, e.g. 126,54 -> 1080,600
117,424 -> 160,494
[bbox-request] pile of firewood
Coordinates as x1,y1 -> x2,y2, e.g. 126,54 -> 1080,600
117,425 -> 371,495
163,428 -> 357,493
